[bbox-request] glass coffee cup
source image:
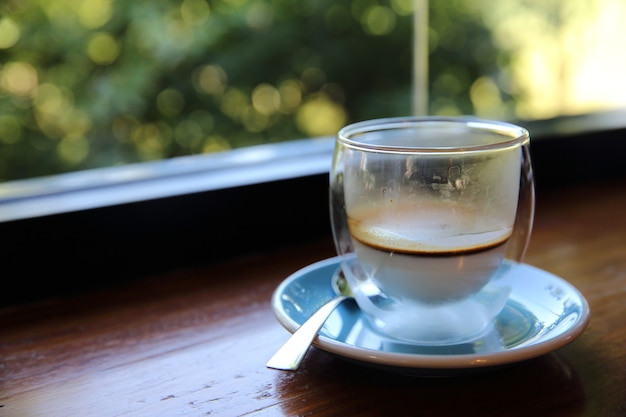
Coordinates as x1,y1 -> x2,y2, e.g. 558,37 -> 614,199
329,117 -> 535,345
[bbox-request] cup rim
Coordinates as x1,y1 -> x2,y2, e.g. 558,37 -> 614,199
337,116 -> 530,153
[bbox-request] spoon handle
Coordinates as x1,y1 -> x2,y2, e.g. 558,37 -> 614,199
266,295 -> 350,371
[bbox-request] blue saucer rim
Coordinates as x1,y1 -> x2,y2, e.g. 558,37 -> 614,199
271,256 -> 591,371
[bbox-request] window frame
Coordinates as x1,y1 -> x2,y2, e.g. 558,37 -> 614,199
1,109 -> 625,306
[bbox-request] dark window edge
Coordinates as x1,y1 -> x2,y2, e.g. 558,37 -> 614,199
1,110 -> 625,306
1,109 -> 625,222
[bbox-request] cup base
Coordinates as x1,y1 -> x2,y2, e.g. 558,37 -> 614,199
356,283 -> 512,346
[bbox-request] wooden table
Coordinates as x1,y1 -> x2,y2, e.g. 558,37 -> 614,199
1,180 -> 625,417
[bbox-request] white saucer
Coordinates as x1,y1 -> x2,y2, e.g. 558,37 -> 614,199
271,256 -> 590,376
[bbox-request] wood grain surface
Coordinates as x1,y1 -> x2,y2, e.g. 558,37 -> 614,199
1,180 -> 625,417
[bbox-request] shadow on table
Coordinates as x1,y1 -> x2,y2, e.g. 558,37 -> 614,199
274,349 -> 584,417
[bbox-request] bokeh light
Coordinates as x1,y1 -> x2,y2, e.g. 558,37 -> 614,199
181,0 -> 211,26
157,89 -> 186,117
78,0 -> 114,29
361,5 -> 397,36
246,1 -> 274,30
1,0 -> 625,182
252,84 -> 281,116
296,94 -> 347,137
87,32 -> 120,65
220,88 -> 249,122
0,18 -> 21,49
194,65 -> 228,96
278,80 -> 303,114
1,62 -> 38,99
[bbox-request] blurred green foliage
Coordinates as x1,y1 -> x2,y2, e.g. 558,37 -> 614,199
0,0 -> 504,181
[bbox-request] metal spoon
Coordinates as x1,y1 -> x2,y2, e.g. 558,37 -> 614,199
266,270 -> 352,371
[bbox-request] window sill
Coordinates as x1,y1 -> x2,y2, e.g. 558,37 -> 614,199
1,110 -> 625,305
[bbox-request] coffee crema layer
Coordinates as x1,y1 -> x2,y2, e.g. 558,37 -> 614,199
347,202 -> 513,255
346,202 -> 513,303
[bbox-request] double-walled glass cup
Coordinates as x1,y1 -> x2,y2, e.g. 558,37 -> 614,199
330,117 -> 535,345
